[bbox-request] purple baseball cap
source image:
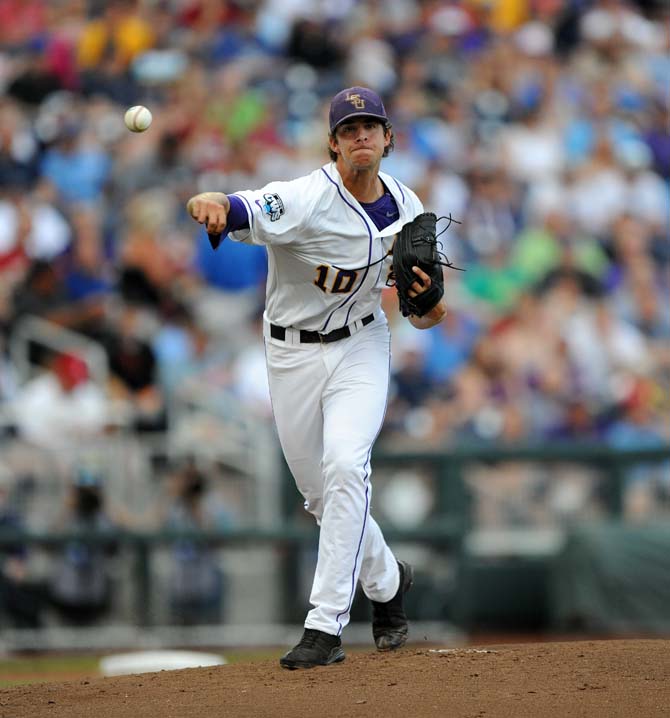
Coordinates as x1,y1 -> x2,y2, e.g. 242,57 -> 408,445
329,86 -> 389,133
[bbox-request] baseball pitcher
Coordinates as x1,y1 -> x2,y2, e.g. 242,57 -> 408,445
187,86 -> 447,669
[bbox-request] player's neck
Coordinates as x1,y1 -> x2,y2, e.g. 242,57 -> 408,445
337,164 -> 383,203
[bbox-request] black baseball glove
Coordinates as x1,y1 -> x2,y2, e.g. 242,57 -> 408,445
391,212 -> 460,317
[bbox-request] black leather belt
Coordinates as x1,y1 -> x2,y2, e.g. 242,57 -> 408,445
270,314 -> 375,344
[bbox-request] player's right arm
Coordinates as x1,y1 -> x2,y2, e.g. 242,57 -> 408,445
188,172 -> 317,248
186,192 -> 230,236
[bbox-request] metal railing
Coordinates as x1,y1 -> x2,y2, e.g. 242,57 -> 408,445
1,444 -> 668,640
9,315 -> 110,386
369,443 -> 670,517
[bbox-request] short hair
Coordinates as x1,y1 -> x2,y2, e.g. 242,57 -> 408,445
328,120 -> 395,162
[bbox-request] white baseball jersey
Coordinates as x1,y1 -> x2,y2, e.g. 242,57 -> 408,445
229,161 -> 423,637
230,162 -> 424,331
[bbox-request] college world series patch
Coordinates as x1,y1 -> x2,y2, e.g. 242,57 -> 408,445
262,192 -> 285,221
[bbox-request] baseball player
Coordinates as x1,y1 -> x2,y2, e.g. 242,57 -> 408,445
187,87 -> 447,669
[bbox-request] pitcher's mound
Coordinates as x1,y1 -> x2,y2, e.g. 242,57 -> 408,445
2,639 -> 668,718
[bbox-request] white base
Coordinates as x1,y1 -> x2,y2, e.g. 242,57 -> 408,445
99,650 -> 226,676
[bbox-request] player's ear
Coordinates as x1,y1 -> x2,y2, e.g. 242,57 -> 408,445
328,133 -> 340,155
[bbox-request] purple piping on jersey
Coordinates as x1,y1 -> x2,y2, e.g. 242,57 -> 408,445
375,252 -> 387,285
335,481 -> 369,637
343,302 -> 355,326
391,177 -> 406,204
234,193 -> 255,229
320,167 -> 373,333
334,325 -> 393,636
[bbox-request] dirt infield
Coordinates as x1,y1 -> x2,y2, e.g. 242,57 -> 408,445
1,639 -> 668,718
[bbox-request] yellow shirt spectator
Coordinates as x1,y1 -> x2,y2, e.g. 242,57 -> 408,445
77,5 -> 154,70
466,0 -> 529,33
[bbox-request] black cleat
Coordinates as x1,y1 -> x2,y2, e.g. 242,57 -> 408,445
279,628 -> 346,670
371,560 -> 414,651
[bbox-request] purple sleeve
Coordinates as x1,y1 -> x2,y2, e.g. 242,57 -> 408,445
207,194 -> 250,249
226,194 -> 250,232
207,195 -> 250,249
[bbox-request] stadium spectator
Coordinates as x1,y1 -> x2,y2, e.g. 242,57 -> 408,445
0,466 -> 44,628
9,351 -> 110,450
75,0 -> 154,104
605,376 -> 670,519
161,460 -> 226,626
100,302 -> 166,432
46,471 -> 119,626
62,205 -> 114,303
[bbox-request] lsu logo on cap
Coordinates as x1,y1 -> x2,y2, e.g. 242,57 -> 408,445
346,93 -> 366,109
262,192 -> 284,221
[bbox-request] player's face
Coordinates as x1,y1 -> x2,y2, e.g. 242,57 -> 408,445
330,119 -> 390,171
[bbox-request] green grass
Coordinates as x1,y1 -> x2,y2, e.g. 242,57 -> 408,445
0,649 -> 280,687
0,654 -> 100,687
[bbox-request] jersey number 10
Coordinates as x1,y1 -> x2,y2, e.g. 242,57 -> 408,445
314,265 -> 359,294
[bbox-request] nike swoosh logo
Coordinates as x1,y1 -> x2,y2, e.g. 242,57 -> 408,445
386,212 -> 397,218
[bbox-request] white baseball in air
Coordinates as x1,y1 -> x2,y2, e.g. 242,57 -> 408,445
124,105 -> 153,132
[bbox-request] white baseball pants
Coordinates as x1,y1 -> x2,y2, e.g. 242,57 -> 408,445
264,316 -> 400,637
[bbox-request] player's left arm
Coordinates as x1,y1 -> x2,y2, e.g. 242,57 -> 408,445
406,266 -> 447,330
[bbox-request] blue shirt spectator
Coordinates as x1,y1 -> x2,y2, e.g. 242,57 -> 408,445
39,128 -> 111,205
194,228 -> 267,292
423,309 -> 482,384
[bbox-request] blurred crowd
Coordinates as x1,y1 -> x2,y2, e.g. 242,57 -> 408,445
0,0 -> 666,447
0,0 -> 669,626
